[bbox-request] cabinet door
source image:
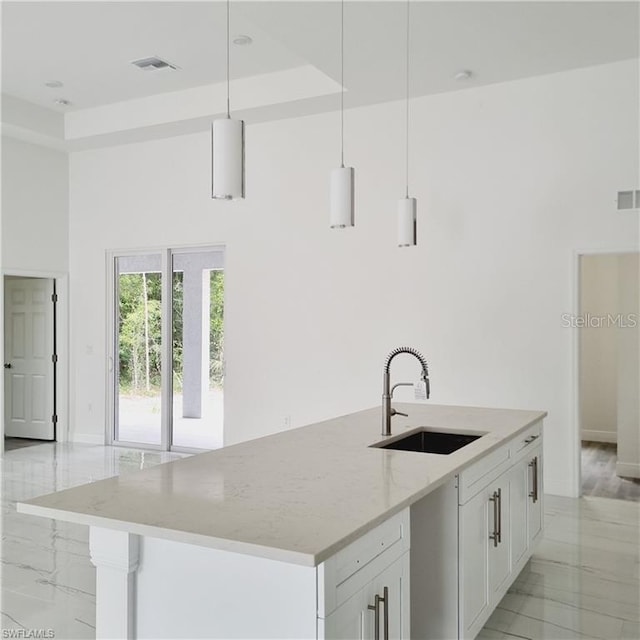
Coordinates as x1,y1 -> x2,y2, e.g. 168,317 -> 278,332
459,488 -> 490,638
321,553 -> 409,640
527,446 -> 543,545
369,553 -> 409,640
488,480 -> 511,600
510,459 -> 529,571
320,588 -> 367,640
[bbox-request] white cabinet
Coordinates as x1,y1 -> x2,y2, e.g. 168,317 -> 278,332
458,475 -> 511,639
509,457 -> 530,570
510,441 -> 543,575
318,508 -> 411,640
527,444 -> 543,546
457,420 -> 544,640
487,479 -> 511,600
320,552 -> 410,640
409,420 -> 545,640
458,486 -> 490,637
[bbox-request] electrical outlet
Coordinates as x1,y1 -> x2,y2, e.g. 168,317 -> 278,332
283,415 -> 291,429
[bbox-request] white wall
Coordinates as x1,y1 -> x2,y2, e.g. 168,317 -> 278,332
616,253 -> 640,478
1,136 -> 70,447
1,136 -> 69,273
68,60 -> 639,496
579,255 -> 619,442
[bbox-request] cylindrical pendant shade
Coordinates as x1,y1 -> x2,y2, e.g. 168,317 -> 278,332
212,117 -> 245,200
330,166 -> 355,228
398,197 -> 417,247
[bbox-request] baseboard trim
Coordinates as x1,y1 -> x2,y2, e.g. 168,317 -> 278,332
616,461 -> 640,479
581,430 -> 617,444
71,432 -> 106,445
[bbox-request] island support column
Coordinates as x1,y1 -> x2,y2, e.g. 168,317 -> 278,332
90,527 -> 140,639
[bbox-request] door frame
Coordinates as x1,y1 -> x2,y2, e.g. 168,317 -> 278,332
571,247 -> 639,497
106,247 -> 167,451
106,245 -> 225,453
1,268 -> 69,450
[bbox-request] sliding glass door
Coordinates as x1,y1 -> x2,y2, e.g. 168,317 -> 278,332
171,250 -> 224,449
111,247 -> 224,451
115,254 -> 163,445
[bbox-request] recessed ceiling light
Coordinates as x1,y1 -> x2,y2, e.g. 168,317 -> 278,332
454,70 -> 473,82
45,80 -> 64,89
54,98 -> 72,107
233,34 -> 253,46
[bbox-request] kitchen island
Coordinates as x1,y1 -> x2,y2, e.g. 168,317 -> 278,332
19,403 -> 546,639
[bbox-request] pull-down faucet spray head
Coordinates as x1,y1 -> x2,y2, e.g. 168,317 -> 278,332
382,347 -> 431,436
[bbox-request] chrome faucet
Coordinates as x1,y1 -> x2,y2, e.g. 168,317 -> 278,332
382,347 -> 430,436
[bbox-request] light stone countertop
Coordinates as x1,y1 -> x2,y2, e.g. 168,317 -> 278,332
18,403 -> 545,566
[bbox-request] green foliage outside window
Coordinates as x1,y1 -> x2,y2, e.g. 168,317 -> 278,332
118,270 -> 224,394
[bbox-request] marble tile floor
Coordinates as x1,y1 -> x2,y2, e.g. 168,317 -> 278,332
478,496 -> 639,640
1,442 -> 187,639
1,443 -> 638,640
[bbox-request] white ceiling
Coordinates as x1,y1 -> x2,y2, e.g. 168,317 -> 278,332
253,1 -> 640,106
1,1 -> 306,110
1,1 -> 638,148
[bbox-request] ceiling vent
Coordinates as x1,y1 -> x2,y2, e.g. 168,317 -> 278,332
617,190 -> 640,211
131,56 -> 179,72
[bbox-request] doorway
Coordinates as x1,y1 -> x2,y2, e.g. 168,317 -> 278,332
578,252 -> 640,501
109,247 -> 224,451
3,276 -> 57,444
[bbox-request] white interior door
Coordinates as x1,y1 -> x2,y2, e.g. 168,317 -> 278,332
3,277 -> 55,440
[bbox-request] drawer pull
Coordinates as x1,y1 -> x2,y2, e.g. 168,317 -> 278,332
367,587 -> 389,640
529,456 -> 539,503
524,434 -> 539,445
368,594 -> 381,640
489,489 -> 501,547
382,586 -> 389,640
497,488 -> 502,543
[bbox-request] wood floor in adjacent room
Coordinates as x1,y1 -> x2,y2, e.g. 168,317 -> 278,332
581,441 -> 640,501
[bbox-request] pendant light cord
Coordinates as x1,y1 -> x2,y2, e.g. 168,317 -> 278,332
226,0 -> 231,118
405,0 -> 410,198
340,0 -> 345,168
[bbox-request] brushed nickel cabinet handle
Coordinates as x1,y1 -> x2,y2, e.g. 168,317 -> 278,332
368,594 -> 381,640
529,456 -> 539,503
524,434 -> 540,445
489,490 -> 499,548
496,487 -> 502,543
382,586 -> 389,640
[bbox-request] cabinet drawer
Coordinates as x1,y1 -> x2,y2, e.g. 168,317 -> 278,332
458,444 -> 511,504
512,421 -> 543,459
317,508 -> 410,617
318,552 -> 410,639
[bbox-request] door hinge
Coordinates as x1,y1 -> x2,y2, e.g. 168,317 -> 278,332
51,293 -> 58,303
51,354 -> 58,363
52,414 -> 58,424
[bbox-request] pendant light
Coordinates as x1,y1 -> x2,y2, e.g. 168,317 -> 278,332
398,0 -> 416,247
211,0 -> 245,200
330,0 -> 354,228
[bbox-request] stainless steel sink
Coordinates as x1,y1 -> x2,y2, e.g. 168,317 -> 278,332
372,428 -> 485,455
